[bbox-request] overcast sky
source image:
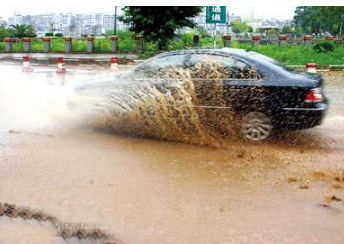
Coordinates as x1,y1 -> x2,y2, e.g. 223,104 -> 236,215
0,4 -> 296,20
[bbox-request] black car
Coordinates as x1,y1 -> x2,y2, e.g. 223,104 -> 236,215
73,48 -> 328,141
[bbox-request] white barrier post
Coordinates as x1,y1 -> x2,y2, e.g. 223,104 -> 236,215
22,55 -> 33,72
4,38 -> 12,52
43,37 -> 51,52
111,56 -> 119,71
56,57 -> 66,73
23,37 -> 32,52
223,35 -> 232,47
64,36 -> 72,53
86,36 -> 94,53
304,35 -> 312,46
278,35 -> 287,47
252,35 -> 260,48
306,63 -> 317,73
135,35 -> 143,51
111,35 -> 118,52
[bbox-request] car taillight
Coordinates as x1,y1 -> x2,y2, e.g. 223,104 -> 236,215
304,88 -> 323,103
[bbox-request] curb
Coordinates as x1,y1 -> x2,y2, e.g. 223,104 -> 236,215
0,56 -> 343,71
287,65 -> 344,72
0,56 -> 136,65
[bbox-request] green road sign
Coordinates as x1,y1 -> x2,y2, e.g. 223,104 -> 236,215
206,6 -> 226,24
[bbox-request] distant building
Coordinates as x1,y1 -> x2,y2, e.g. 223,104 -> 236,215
53,13 -> 75,33
8,14 -> 23,25
248,20 -> 263,32
0,17 -> 6,26
248,19 -> 292,32
6,12 -> 128,37
4,12 -> 292,37
228,13 -> 241,23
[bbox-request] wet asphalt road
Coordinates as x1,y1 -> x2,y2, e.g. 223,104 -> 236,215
0,64 -> 343,244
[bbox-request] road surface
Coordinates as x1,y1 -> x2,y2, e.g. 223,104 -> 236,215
0,63 -> 343,244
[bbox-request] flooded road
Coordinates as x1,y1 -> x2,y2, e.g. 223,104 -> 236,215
0,63 -> 343,244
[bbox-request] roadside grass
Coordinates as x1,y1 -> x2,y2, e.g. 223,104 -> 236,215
231,42 -> 344,65
94,38 -> 111,52
0,32 -> 343,65
51,38 -> 65,52
12,42 -> 24,52
168,32 -> 224,50
116,30 -> 136,52
31,39 -> 44,51
72,39 -> 87,52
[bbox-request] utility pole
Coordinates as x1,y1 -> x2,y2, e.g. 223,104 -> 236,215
114,6 -> 118,35
340,14 -> 344,36
214,23 -> 217,49
226,11 -> 229,35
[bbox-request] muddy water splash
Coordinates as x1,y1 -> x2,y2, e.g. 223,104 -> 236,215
76,62 -> 262,146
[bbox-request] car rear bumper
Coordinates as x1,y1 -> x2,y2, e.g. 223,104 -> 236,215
272,103 -> 328,129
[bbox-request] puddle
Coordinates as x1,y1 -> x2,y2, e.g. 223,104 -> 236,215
0,64 -> 344,244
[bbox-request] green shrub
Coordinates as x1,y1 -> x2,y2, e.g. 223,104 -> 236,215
231,41 -> 344,65
180,32 -> 197,47
94,38 -> 111,52
55,33 -> 63,37
51,38 -> 65,52
72,39 -> 86,52
116,30 -> 136,51
12,41 -> 24,52
168,38 -> 185,50
45,33 -> 54,37
31,39 -> 44,51
313,41 -> 334,53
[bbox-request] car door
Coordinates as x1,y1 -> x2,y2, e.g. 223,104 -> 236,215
186,53 -> 262,111
221,58 -> 264,113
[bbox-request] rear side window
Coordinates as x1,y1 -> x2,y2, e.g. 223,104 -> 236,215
187,54 -> 261,79
133,54 -> 187,77
150,54 -> 186,68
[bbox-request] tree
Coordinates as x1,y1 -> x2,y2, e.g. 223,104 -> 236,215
120,6 -> 203,49
196,25 -> 208,37
25,25 -> 37,38
0,26 -> 12,40
229,20 -> 249,34
10,24 -> 36,38
294,25 -> 303,37
281,25 -> 293,34
293,6 -> 344,35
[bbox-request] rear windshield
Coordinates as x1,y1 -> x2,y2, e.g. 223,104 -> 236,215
247,51 -> 294,72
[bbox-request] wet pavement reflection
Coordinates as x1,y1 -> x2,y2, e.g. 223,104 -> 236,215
0,64 -> 343,244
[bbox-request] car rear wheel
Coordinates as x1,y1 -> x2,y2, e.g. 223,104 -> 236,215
241,112 -> 273,141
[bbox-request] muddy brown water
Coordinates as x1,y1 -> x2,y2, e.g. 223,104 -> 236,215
0,64 -> 344,244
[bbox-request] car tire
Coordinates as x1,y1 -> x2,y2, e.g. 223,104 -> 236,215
240,112 -> 273,141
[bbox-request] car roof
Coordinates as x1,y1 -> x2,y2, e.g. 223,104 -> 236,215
154,48 -> 254,58
153,48 -> 278,65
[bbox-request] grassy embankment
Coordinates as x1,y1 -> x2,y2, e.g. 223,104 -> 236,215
0,31 -> 343,65
231,42 -> 344,65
